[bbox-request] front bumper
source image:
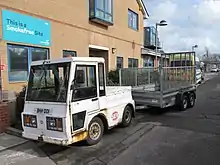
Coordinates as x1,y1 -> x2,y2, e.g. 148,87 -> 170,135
22,132 -> 71,146
22,131 -> 88,146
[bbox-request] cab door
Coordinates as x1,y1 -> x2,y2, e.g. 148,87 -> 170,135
69,63 -> 99,132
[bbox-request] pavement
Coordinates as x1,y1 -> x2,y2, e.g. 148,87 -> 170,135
0,72 -> 219,165
0,133 -> 56,165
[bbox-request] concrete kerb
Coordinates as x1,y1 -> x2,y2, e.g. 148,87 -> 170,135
5,127 -> 22,137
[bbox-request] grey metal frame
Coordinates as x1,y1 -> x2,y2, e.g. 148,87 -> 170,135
119,52 -> 197,108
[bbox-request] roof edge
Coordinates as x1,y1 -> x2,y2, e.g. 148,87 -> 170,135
136,0 -> 149,19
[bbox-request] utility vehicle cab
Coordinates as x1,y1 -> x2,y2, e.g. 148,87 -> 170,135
22,57 -> 135,146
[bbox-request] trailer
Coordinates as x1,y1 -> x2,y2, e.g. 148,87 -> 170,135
119,51 -> 197,111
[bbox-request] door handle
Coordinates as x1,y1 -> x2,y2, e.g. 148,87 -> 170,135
92,98 -> 98,101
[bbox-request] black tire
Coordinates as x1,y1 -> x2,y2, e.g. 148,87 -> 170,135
121,105 -> 133,127
179,94 -> 188,111
86,117 -> 104,146
188,92 -> 196,108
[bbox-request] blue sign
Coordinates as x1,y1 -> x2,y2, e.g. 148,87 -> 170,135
2,9 -> 51,46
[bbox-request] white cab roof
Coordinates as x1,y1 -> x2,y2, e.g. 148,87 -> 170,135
195,56 -> 200,62
31,57 -> 105,66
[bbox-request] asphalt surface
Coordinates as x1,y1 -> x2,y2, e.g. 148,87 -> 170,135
109,74 -> 220,165
0,72 -> 219,165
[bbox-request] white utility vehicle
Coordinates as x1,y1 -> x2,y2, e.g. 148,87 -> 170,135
195,56 -> 202,84
22,57 -> 135,146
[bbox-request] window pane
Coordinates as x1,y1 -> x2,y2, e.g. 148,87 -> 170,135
105,0 -> 112,14
31,48 -> 48,61
97,0 -> 104,10
128,58 -> 133,68
88,67 -> 96,87
143,58 -> 154,67
96,9 -> 105,19
89,0 -> 95,16
128,11 -> 133,27
26,62 -> 71,102
117,57 -> 123,69
63,50 -> 77,57
98,63 -> 105,96
8,46 -> 28,81
73,65 -> 97,101
133,59 -> 138,67
133,14 -> 138,30
105,13 -> 112,23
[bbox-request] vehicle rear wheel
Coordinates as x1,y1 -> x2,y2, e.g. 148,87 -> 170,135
188,92 -> 196,108
121,105 -> 133,127
86,117 -> 104,145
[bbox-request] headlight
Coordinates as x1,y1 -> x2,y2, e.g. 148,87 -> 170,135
23,114 -> 37,128
46,117 -> 63,132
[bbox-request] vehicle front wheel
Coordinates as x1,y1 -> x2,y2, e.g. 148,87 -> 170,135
121,105 -> 133,127
179,94 -> 188,111
86,117 -> 104,145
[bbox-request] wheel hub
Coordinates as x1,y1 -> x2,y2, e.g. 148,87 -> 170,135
124,110 -> 131,123
190,96 -> 194,105
89,122 -> 101,141
183,99 -> 187,109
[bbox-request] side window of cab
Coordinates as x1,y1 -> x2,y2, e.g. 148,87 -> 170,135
71,65 -> 97,102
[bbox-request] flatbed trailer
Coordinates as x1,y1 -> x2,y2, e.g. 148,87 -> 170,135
119,51 -> 197,110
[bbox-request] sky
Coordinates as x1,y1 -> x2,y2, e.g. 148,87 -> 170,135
143,0 -> 220,55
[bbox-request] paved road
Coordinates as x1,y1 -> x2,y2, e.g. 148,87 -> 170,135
109,74 -> 220,165
0,72 -> 219,165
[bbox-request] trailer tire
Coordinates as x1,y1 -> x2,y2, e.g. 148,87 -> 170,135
86,117 -> 104,146
179,94 -> 189,111
121,105 -> 133,127
188,92 -> 196,108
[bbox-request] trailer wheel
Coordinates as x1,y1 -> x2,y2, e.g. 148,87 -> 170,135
180,94 -> 188,111
188,92 -> 196,108
121,105 -> 133,127
86,117 -> 104,145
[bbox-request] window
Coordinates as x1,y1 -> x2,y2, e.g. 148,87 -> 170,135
63,50 -> 77,58
72,65 -> 97,101
143,57 -> 154,67
128,58 -> 138,68
128,9 -> 138,30
31,48 -> 48,62
89,0 -> 113,25
26,62 -> 71,103
7,44 -> 49,82
98,63 -> 106,96
116,57 -> 123,69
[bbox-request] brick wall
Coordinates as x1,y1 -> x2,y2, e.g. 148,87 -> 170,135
0,102 -> 10,133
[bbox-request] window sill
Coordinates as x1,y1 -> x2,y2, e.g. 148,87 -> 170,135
8,80 -> 27,84
129,26 -> 139,31
89,17 -> 113,27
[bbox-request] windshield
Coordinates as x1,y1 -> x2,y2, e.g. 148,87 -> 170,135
196,61 -> 200,70
26,62 -> 71,102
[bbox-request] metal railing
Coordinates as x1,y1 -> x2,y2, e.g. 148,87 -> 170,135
119,66 -> 196,92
